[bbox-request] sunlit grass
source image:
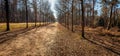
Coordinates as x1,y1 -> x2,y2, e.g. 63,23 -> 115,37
0,22 -> 47,32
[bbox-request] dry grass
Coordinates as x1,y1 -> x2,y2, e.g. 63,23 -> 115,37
73,25 -> 120,55
0,23 -> 117,56
0,23 -> 46,32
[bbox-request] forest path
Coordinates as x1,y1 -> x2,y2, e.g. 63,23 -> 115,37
0,23 -> 118,56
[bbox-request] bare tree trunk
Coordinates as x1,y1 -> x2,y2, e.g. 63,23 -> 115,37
107,5 -> 113,30
33,0 -> 37,27
65,13 -> 67,27
92,0 -> 95,27
81,0 -> 85,38
25,0 -> 28,28
71,0 -> 74,32
79,2 -> 81,25
113,6 -> 116,27
5,0 -> 10,31
67,13 -> 69,29
87,8 -> 89,26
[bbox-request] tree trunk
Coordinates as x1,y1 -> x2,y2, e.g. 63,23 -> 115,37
107,5 -> 113,30
5,0 -> 10,31
25,0 -> 28,28
81,0 -> 85,38
71,0 -> 74,32
92,0 -> 95,27
67,13 -> 69,29
33,0 -> 37,27
79,2 -> 81,25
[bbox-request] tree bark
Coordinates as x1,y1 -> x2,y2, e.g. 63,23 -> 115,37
25,0 -> 28,28
33,0 -> 37,27
81,0 -> 85,38
5,0 -> 10,31
107,5 -> 113,30
92,0 -> 95,27
71,0 -> 74,32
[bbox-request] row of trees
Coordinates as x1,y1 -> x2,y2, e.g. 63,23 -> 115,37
57,0 -> 120,37
0,0 -> 55,31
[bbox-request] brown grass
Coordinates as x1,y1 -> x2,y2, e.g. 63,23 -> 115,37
0,23 -> 46,32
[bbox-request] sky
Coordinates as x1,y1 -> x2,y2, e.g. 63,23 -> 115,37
48,0 -> 120,18
0,0 -> 58,21
95,0 -> 102,16
95,0 -> 120,16
49,0 -> 102,17
29,0 -> 58,19
48,0 -> 58,19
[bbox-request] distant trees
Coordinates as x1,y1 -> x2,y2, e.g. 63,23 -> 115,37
57,0 -> 85,37
107,0 -> 120,30
1,0 -> 120,34
0,0 -> 55,31
101,6 -> 109,28
57,0 -> 84,37
101,0 -> 120,30
39,0 -> 54,25
56,0 -> 120,37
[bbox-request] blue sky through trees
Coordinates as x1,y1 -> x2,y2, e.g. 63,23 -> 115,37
29,0 -> 120,18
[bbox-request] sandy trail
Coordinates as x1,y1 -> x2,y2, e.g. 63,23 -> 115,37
0,23 -> 119,56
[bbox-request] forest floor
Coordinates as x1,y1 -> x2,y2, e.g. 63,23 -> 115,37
0,23 -> 119,56
74,25 -> 120,55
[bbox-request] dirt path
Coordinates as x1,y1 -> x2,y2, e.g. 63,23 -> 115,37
0,23 -> 119,56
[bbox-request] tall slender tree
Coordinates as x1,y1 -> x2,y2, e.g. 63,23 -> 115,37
81,0 -> 85,37
25,0 -> 28,28
107,0 -> 120,30
5,0 -> 10,31
92,0 -> 95,27
71,0 -> 74,32
33,0 -> 37,27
